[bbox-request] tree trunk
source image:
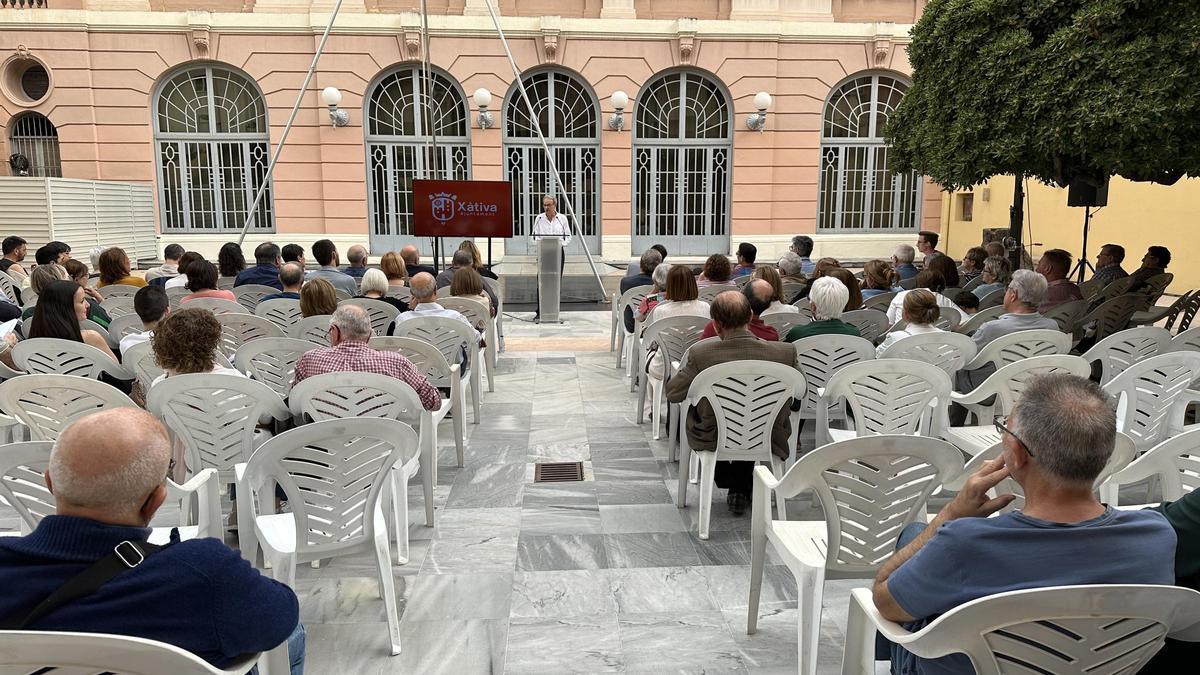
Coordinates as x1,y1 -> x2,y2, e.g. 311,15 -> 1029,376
1009,174 -> 1024,271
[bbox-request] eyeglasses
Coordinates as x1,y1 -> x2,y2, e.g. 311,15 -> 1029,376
993,415 -> 1033,457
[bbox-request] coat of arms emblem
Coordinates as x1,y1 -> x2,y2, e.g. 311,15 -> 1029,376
431,193 -> 456,222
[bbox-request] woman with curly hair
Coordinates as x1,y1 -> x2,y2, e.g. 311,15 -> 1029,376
217,242 -> 246,278
300,277 -> 338,317
151,308 -> 244,384
697,253 -> 733,288
96,247 -> 147,288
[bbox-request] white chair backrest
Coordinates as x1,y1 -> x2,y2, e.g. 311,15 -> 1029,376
978,288 -> 1007,309
99,295 -> 136,319
21,318 -> 109,342
1082,326 -> 1173,385
215,313 -> 284,361
437,297 -> 489,333
962,329 -> 1071,371
0,630 -> 260,675
1041,298 -> 1089,333
241,418 -> 417,559
121,341 -> 162,391
146,373 -> 289,476
1104,351 -> 1200,453
823,358 -> 952,437
878,331 -> 978,376
861,291 -> 897,312
641,315 -> 709,379
841,309 -> 890,344
339,297 -> 401,336
216,276 -> 236,291
781,281 -> 806,302
0,441 -> 54,529
685,360 -> 806,459
955,304 -> 1006,334
334,289 -> 352,302
107,314 -> 145,345
617,284 -> 654,330
1085,294 -> 1143,341
698,284 -> 738,304
1142,273 -> 1174,303
165,286 -> 189,309
1110,427 -> 1200,503
97,284 -> 141,300
760,311 -> 811,337
964,354 -> 1092,416
772,435 -> 962,572
289,314 -> 332,345
1172,326 -> 1200,353
891,306 -> 961,332
789,335 -> 876,418
234,337 -> 316,399
11,338 -> 130,380
0,272 -> 19,306
232,284 -> 278,313
391,315 -> 477,368
289,372 -> 424,427
371,336 -> 457,388
386,285 -> 413,304
254,297 -> 303,330
0,374 -> 138,441
183,297 -> 246,316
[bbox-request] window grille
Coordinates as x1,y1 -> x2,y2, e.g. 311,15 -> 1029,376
9,113 -> 60,177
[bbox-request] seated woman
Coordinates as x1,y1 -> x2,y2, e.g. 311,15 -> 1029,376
636,263 -> 671,322
696,253 -> 734,288
21,264 -> 69,320
63,259 -> 112,327
861,259 -> 900,300
457,239 -> 498,280
357,268 -> 409,313
300,277 -> 338,318
379,251 -> 409,289
151,308 -> 245,385
876,289 -> 943,356
96,247 -> 147,288
450,267 -> 495,328
885,270 -> 958,324
972,255 -> 1012,299
28,280 -> 118,362
755,266 -> 800,316
218,242 -> 246,279
644,265 -> 711,383
825,268 -> 864,312
925,253 -> 961,289
165,251 -> 204,290
180,261 -> 236,304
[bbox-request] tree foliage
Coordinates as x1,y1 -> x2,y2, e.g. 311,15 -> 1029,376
886,0 -> 1200,191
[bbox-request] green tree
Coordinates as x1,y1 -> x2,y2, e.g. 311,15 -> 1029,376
887,0 -> 1200,190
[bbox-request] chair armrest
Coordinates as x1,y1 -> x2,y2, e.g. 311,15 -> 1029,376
848,588 -> 912,644
173,467 -> 217,493
950,385 -> 997,406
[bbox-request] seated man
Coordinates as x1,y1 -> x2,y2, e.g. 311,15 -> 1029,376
699,279 -> 779,341
145,243 -> 183,282
260,263 -> 304,302
234,242 -> 283,290
0,408 -> 303,672
892,244 -> 919,281
732,242 -> 757,278
281,243 -> 306,268
392,272 -> 481,366
970,270 -> 1058,348
435,250 -> 498,311
119,285 -> 169,354
666,291 -> 796,515
400,245 -> 436,278
342,245 -> 369,279
1036,248 -> 1083,311
1127,245 -> 1171,295
873,374 -> 1176,675
292,305 -> 441,410
1090,243 -> 1128,289
304,239 -> 358,297
620,248 -> 662,334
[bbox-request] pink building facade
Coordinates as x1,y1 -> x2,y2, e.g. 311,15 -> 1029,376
0,0 -> 940,263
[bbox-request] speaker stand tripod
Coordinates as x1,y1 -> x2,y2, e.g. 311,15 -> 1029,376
1070,205 -> 1099,283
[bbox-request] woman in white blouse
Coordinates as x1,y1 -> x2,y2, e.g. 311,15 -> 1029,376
876,289 -> 944,356
755,266 -> 800,316
885,270 -> 958,324
644,265 -> 711,383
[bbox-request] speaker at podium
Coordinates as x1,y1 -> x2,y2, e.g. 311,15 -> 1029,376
535,234 -> 565,323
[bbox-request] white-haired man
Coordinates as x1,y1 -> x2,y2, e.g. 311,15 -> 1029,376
971,269 -> 1058,349
892,244 -> 919,281
782,276 -> 860,342
292,305 -> 440,410
0,408 -> 303,672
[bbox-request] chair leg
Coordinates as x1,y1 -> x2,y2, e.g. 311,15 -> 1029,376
772,458 -> 788,522
747,522 -> 768,635
650,377 -> 664,440
697,452 -> 717,540
390,470 -> 410,566
796,562 -> 827,675
615,329 -> 625,368
675,445 -> 690,508
689,452 -> 699,485
668,403 -> 679,462
841,591 -> 876,675
469,367 -> 481,424
636,370 -> 649,424
373,524 -> 402,656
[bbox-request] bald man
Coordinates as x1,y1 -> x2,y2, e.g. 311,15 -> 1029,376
699,279 -> 780,341
0,409 -> 302,671
400,244 -> 435,279
343,244 -> 369,279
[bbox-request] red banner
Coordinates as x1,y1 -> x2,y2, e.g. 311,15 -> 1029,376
412,179 -> 514,238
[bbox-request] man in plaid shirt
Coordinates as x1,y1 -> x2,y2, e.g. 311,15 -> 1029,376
292,305 -> 441,411
1090,243 -> 1128,290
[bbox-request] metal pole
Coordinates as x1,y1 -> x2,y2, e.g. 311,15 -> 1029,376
419,0 -> 442,272
479,0 -> 607,301
1008,173 -> 1024,272
237,0 -> 346,247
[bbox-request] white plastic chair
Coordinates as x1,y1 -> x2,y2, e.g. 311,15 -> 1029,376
841,309 -> 890,344
391,315 -> 482,424
747,435 -> 963,675
0,374 -> 138,441
0,271 -> 21,307
370,335 -> 465,467
840,584 -> 1200,675
788,335 -> 876,455
233,284 -> 278,313
339,297 -> 401,337
288,314 -> 332,345
944,355 -> 1091,456
0,630 -> 270,675
782,281 -> 807,303
978,288 -> 1006,309
100,294 -> 136,320
1107,427 -> 1200,506
1078,294 -> 1143,342
21,317 -> 109,343
861,291 -> 898,313
1172,326 -> 1200,353
439,297 -> 498,393
817,359 -> 951,446
1042,298 -> 1090,333
878,331 -> 977,377
955,304 -> 1005,334
613,284 -> 654,369
184,297 -> 248,316
698,284 -> 738,305
97,284 -> 142,300
960,329 -> 1071,372
107,313 -> 146,350
254,298 -> 303,330
121,341 -> 162,392
674,361 -> 807,540
637,315 -> 708,438
480,276 -> 503,352
890,306 -> 961,332
166,286 -> 189,310
146,374 -> 290,489
11,338 -> 132,380
761,311 -> 811,338
234,337 -> 315,399
235,418 -> 416,656
288,372 -> 439,563
1104,351 -> 1200,455
1081,326 -> 1172,385
215,313 -> 285,362
216,276 -> 236,291
1132,289 -> 1194,327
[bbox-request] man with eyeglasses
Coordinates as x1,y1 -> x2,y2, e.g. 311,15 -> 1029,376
870,374 -> 1176,675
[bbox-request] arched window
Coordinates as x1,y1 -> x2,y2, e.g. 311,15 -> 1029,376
365,65 -> 470,254
817,73 -> 921,231
503,69 -> 600,255
9,112 -> 61,177
154,65 -> 273,232
632,69 -> 732,255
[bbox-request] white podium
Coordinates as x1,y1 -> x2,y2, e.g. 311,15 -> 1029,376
536,235 -> 564,323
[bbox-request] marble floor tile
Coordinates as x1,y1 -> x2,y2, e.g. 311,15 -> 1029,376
520,482 -> 602,535
526,442 -> 592,463
595,480 -> 673,505
517,533 -> 610,571
699,564 -> 799,610
505,615 -> 624,673
298,575 -> 412,624
509,570 -> 618,618
434,507 -> 522,539
588,441 -> 654,460
446,462 -> 526,509
608,566 -> 717,614
403,572 -> 513,621
598,503 -> 688,534
618,610 -> 748,673
691,530 -> 754,566
603,532 -> 701,568
303,622 -> 391,675
591,458 -> 665,481
422,534 -> 519,574
381,618 -> 508,674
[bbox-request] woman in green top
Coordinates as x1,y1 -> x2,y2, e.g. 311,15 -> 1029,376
62,259 -> 111,328
784,276 -> 861,342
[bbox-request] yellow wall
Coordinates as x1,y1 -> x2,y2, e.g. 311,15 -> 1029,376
941,175 -> 1200,291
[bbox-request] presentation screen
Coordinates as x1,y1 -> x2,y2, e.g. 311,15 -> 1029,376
412,179 -> 514,239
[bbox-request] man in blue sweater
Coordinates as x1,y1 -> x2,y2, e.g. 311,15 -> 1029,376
0,408 -> 303,672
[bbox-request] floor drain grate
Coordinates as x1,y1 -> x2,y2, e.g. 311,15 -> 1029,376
534,461 -> 585,483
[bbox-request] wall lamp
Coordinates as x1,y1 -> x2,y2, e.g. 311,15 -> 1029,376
745,91 -> 772,133
321,86 -> 350,127
474,88 -> 494,129
608,90 -> 628,131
